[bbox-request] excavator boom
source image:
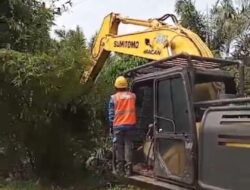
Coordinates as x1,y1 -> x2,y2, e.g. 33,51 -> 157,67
81,12 -> 213,83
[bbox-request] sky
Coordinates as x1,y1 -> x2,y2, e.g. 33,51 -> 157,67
51,0 -> 218,42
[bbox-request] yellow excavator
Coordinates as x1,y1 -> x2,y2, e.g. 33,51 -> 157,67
85,13 -> 250,190
81,12 -> 213,84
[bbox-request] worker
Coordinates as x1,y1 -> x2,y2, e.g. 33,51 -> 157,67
108,76 -> 136,176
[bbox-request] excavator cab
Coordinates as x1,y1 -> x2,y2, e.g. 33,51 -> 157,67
121,54 -> 250,189
131,69 -> 195,185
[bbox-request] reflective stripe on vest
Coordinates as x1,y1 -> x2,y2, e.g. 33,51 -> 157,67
112,91 -> 136,127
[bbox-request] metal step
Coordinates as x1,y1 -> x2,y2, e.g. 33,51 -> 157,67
127,175 -> 190,190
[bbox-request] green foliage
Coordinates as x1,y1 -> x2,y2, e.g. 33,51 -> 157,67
0,181 -> 143,190
233,34 -> 250,59
209,0 -> 238,55
0,0 -> 72,53
0,0 -> 106,186
0,27 -> 103,186
175,0 -> 207,41
175,0 -> 250,58
88,31 -> 98,51
98,55 -> 147,84
0,181 -> 50,190
0,0 -> 53,52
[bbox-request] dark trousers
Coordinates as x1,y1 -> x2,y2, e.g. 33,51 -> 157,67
114,129 -> 134,164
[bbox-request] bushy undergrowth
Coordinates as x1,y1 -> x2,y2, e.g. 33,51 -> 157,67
0,46 -> 104,186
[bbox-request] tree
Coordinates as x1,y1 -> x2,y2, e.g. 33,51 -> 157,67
175,0 -> 207,41
209,0 -> 239,56
0,24 -> 99,185
0,0 -> 72,53
175,0 -> 250,58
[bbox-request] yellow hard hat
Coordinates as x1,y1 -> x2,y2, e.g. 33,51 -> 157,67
114,76 -> 128,88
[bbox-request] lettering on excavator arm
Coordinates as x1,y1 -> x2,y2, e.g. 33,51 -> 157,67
144,49 -> 161,55
114,41 -> 139,48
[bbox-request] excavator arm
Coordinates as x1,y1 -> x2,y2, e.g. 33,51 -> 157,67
81,12 -> 213,83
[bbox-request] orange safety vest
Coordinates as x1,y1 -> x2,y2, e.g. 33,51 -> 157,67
111,91 -> 136,127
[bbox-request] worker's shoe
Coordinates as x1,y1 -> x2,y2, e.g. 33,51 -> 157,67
125,163 -> 132,177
